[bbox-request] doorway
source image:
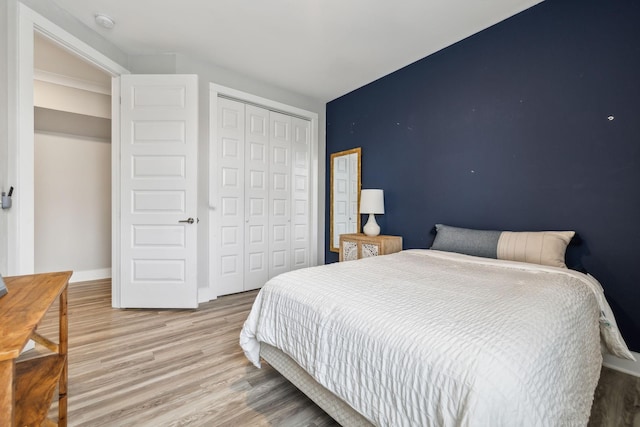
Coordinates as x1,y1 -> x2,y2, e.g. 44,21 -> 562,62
9,3 -> 128,284
33,32 -> 113,282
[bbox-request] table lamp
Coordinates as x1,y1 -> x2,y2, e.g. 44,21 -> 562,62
360,189 -> 384,236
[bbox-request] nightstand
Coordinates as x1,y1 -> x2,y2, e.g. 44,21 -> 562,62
339,233 -> 403,262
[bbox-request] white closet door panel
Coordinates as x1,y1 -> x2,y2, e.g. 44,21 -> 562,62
213,97 -> 245,296
244,105 -> 270,290
291,117 -> 311,270
269,111 -> 291,278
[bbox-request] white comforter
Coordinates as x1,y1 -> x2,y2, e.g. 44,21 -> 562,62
240,250 -> 628,426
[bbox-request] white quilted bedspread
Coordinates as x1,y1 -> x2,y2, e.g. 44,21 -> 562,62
240,250 -> 618,426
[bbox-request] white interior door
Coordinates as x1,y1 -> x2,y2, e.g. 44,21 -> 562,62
120,74 -> 199,308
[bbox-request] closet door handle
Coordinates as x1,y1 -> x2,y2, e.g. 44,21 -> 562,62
178,218 -> 195,224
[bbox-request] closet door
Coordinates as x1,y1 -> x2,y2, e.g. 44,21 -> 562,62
244,105 -> 270,291
212,95 -> 313,297
291,117 -> 311,270
268,112 -> 292,278
212,98 -> 245,296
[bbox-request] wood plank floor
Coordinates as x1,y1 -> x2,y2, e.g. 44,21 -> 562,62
28,279 -> 640,426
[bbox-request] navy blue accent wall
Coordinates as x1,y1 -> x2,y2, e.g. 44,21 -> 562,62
325,0 -> 640,351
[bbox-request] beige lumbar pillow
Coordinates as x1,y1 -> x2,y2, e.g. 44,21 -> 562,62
497,231 -> 575,268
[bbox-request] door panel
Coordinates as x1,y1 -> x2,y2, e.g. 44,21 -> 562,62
120,74 -> 198,308
244,105 -> 270,290
268,112 -> 291,278
212,97 -> 246,296
291,117 -> 311,270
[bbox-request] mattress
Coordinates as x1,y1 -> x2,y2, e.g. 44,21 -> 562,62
240,249 -> 632,426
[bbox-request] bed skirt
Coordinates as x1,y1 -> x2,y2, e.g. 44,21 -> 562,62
260,343 -> 374,427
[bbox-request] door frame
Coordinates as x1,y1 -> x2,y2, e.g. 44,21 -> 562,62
208,83 -> 319,298
10,5 -> 128,288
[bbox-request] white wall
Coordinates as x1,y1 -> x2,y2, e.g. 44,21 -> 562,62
34,132 -> 111,277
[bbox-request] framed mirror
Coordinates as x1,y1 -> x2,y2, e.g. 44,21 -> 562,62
330,147 -> 361,252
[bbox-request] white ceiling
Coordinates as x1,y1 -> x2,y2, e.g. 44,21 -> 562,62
50,0 -> 542,102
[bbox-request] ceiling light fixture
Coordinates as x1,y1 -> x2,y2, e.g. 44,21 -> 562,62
95,14 -> 115,29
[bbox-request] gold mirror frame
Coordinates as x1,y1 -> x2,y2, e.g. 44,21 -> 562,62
330,147 -> 362,253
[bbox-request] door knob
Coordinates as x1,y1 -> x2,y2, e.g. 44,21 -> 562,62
178,218 -> 195,224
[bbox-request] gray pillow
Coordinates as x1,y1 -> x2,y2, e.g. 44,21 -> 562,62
431,224 -> 501,258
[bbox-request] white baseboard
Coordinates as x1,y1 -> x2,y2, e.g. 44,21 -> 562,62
70,268 -> 111,283
603,351 -> 640,378
198,286 -> 217,303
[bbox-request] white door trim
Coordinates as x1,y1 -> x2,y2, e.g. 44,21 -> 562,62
11,4 -> 128,298
208,83 -> 319,298
111,78 -> 123,307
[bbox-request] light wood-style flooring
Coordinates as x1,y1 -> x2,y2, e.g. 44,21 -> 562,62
29,279 -> 639,426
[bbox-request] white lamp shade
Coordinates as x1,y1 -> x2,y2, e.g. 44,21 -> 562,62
360,189 -> 385,214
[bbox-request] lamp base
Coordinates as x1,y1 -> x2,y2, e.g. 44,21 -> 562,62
363,213 -> 380,236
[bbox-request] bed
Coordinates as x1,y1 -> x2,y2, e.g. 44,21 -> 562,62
240,242 -> 634,426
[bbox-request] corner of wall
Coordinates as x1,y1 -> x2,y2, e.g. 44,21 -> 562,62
196,74 -> 210,296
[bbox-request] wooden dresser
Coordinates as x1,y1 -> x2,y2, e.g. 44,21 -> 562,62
0,271 -> 71,427
339,233 -> 403,261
